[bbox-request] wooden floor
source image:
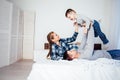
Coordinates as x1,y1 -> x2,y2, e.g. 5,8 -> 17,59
0,59 -> 34,80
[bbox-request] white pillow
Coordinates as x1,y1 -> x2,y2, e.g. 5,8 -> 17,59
34,50 -> 49,62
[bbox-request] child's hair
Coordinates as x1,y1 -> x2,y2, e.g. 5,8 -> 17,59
46,31 -> 54,59
65,8 -> 76,17
63,51 -> 73,61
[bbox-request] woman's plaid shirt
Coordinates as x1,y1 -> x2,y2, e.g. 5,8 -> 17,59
51,32 -> 78,60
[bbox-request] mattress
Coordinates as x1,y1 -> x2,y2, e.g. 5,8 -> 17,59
28,54 -> 120,80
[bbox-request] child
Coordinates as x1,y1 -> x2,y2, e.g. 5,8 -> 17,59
65,8 -> 109,47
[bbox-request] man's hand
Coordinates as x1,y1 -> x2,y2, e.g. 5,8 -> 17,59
81,23 -> 86,27
75,42 -> 81,45
74,22 -> 78,26
83,27 -> 88,34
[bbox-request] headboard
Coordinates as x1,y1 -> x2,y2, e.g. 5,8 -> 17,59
94,44 -> 101,50
44,43 -> 101,50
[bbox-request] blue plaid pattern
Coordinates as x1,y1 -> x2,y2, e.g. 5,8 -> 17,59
51,32 -> 78,60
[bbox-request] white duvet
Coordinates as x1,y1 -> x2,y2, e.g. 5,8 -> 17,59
28,58 -> 120,80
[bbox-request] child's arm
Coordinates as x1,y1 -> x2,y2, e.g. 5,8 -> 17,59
77,15 -> 92,29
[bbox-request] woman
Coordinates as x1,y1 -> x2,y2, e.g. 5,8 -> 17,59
47,23 -> 79,60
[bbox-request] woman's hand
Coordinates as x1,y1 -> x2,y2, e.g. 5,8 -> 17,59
74,22 -> 79,32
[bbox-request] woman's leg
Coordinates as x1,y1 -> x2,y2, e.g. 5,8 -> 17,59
107,49 -> 120,60
93,20 -> 109,44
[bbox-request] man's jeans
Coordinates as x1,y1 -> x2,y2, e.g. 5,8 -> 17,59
107,49 -> 120,60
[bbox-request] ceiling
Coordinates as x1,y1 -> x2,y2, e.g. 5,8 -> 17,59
7,0 -> 46,11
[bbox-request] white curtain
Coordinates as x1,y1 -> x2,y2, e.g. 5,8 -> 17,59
109,0 -> 120,49
118,34 -> 120,49
114,0 -> 120,49
116,0 -> 120,49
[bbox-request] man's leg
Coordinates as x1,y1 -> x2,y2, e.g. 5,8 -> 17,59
80,27 -> 94,59
107,49 -> 120,60
78,33 -> 87,50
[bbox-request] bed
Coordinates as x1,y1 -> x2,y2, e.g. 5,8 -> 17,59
27,44 -> 120,80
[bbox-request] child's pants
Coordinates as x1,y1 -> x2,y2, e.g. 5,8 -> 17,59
93,20 -> 109,44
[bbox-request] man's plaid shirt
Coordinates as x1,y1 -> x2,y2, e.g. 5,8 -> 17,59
50,32 -> 78,60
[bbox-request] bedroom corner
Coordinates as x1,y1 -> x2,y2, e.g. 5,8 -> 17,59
0,0 -> 120,80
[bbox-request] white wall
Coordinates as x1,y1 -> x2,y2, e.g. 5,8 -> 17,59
34,0 -> 111,50
8,0 -> 120,51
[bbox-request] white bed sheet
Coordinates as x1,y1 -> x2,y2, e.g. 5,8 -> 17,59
28,58 -> 120,80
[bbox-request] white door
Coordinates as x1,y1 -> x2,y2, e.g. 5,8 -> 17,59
23,11 -> 35,59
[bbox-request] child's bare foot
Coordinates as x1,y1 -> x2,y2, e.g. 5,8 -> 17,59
103,43 -> 109,50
